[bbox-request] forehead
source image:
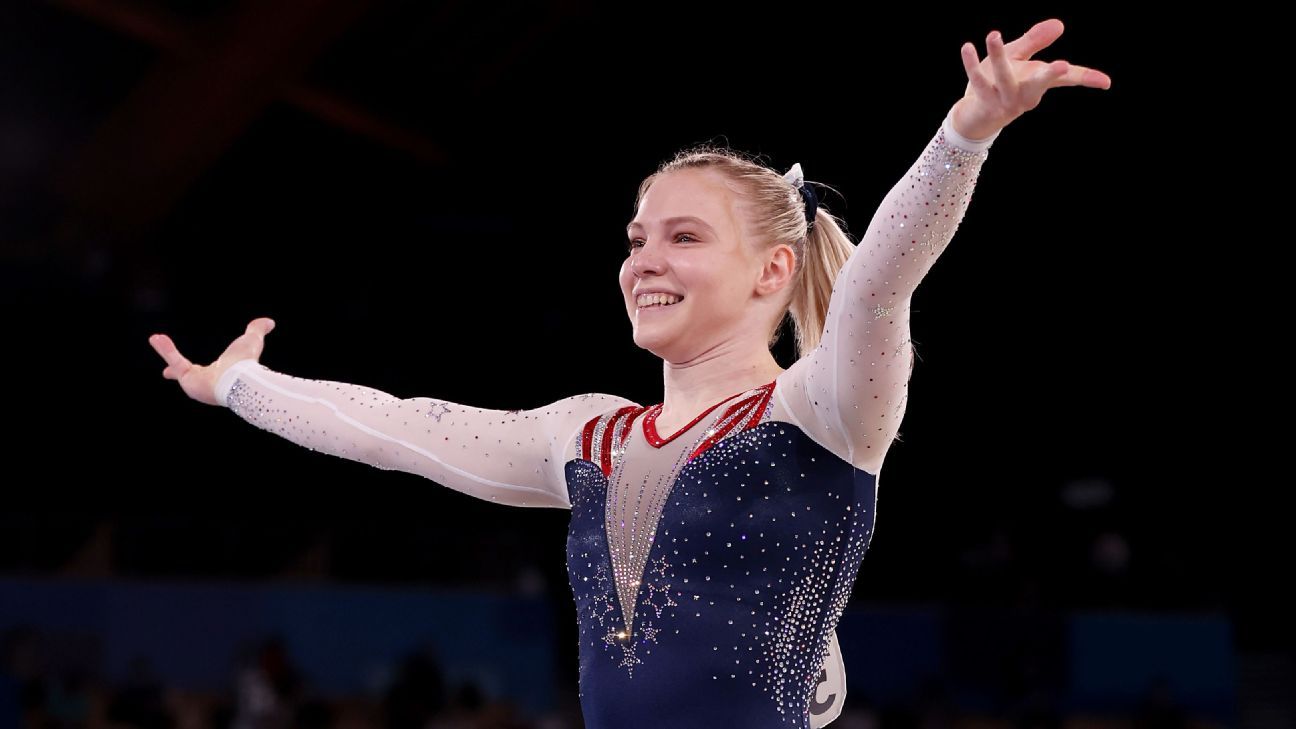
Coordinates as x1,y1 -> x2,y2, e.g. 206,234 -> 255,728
628,168 -> 737,233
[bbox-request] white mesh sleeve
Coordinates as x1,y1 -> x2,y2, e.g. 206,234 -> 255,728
213,358 -> 638,509
776,108 -> 999,474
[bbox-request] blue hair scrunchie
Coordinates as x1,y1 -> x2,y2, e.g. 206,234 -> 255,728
782,162 -> 818,230
798,182 -> 818,230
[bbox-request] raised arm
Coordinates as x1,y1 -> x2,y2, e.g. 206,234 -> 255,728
775,107 -> 999,474
214,359 -> 638,508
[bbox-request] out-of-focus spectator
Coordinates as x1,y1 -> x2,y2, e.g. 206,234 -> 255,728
382,649 -> 446,729
45,669 -> 90,729
425,681 -> 483,729
106,656 -> 173,729
1134,677 -> 1187,729
231,638 -> 301,729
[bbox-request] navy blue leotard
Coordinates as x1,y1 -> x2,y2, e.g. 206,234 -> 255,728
214,107 -> 996,727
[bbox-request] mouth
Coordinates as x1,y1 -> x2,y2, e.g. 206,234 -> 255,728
636,296 -> 684,312
632,291 -> 684,308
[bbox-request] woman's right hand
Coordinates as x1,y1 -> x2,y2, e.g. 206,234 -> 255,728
148,317 -> 276,406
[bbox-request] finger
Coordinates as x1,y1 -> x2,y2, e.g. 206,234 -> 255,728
1042,60 -> 1113,90
162,362 -> 192,380
1004,17 -> 1065,61
147,333 -> 171,359
1020,61 -> 1069,109
987,31 -> 1018,99
1075,64 -> 1112,90
148,333 -> 192,369
960,42 -> 994,98
247,317 -> 276,337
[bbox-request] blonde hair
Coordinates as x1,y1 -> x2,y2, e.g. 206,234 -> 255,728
634,144 -> 857,360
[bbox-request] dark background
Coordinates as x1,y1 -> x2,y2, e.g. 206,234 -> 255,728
0,2 -> 1265,729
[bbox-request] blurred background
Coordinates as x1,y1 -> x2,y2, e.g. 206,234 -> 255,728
0,2 -> 1267,729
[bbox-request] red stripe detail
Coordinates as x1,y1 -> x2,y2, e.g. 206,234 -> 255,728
643,383 -> 768,449
619,407 -> 647,454
687,380 -> 777,462
598,414 -> 617,477
600,406 -> 641,478
581,415 -> 601,462
748,379 -> 776,425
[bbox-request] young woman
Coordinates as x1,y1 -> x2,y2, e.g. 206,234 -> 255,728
148,17 -> 1110,728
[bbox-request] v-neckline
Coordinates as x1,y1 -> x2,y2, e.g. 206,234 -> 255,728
642,380 -> 772,448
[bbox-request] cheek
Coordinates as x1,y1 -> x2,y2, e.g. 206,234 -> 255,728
684,269 -> 734,304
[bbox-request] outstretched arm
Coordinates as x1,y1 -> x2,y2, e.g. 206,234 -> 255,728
215,359 -> 637,508
776,108 -> 997,474
775,18 -> 1110,475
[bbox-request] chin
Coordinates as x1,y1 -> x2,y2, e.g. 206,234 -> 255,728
631,325 -> 672,354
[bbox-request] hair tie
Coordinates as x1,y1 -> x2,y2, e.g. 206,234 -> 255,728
782,162 -> 818,230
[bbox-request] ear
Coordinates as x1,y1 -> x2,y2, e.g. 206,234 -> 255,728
755,243 -> 797,297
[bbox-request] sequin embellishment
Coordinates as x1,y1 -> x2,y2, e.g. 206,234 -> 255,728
572,382 -> 778,677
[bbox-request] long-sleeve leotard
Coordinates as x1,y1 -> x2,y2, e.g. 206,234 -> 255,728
772,107 -> 998,475
213,105 -> 996,504
213,360 -> 636,509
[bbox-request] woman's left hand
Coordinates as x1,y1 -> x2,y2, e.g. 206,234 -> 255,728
952,18 -> 1113,141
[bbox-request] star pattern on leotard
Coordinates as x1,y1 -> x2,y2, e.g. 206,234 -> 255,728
615,640 -> 643,674
643,555 -> 678,618
871,303 -> 894,319
893,391 -> 909,418
597,550 -> 680,678
589,561 -> 616,628
423,401 -> 452,422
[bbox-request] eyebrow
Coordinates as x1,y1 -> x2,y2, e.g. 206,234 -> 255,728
626,216 -> 717,236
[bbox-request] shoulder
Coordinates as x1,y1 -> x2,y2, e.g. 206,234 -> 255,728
566,395 -> 648,478
533,393 -> 644,503
771,368 -> 886,476
540,392 -> 642,422
533,393 -> 642,448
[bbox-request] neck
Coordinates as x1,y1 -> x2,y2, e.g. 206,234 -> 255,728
657,347 -> 784,432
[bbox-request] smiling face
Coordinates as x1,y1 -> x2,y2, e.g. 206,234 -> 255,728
620,167 -> 795,362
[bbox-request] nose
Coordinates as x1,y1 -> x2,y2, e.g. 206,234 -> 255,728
629,242 -> 665,279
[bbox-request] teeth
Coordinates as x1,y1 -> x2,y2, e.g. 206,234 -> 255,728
637,293 -> 682,307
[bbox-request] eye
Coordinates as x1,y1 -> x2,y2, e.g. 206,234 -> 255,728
626,233 -> 696,252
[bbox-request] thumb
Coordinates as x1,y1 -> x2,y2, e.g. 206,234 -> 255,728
233,317 -> 276,361
248,317 -> 276,336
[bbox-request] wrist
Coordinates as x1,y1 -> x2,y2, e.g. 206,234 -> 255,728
950,99 -> 1002,142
